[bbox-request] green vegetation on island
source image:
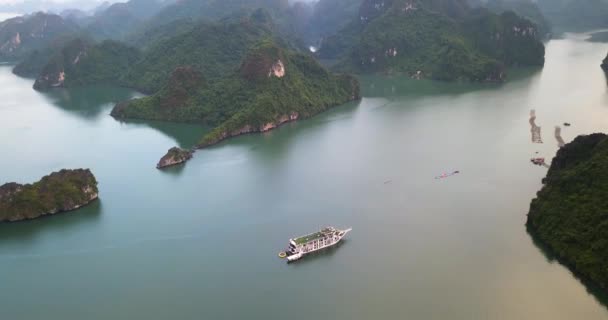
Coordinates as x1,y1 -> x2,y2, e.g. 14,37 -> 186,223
33,38 -> 141,90
111,39 -> 360,147
12,33 -> 83,77
83,0 -> 169,41
142,0 -> 288,32
28,11 -> 278,93
484,0 -> 551,37
304,0 -> 362,43
319,0 -> 545,81
0,12 -> 79,61
121,12 -> 275,93
0,169 -> 99,222
527,133 -> 608,291
157,147 -> 194,169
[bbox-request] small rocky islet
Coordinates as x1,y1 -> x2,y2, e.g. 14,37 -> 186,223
0,169 -> 99,222
157,147 -> 194,169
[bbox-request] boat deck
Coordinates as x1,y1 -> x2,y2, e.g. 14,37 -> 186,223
292,228 -> 334,245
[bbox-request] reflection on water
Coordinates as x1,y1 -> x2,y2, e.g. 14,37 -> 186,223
40,84 -> 209,149
116,118 -> 209,149
526,225 -> 608,309
0,200 -> 102,246
361,67 -> 542,98
530,110 -> 543,144
41,85 -> 139,120
158,160 -> 187,176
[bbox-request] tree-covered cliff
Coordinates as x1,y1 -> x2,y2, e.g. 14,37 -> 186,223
84,0 -> 169,40
27,10 -> 292,94
140,0 -> 288,33
0,12 -> 79,61
0,169 -> 99,222
33,38 -> 141,90
120,12 -> 276,93
111,40 -> 360,147
484,0 -> 551,37
319,0 -> 545,81
305,0 -> 362,42
12,33 -> 82,77
527,133 -> 608,291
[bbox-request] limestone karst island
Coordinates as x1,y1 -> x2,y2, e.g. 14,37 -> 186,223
1,0 -> 608,319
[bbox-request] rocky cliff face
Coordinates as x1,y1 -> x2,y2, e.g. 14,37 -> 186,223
198,112 -> 302,148
602,53 -> 608,71
0,169 -> 99,222
239,44 -> 287,81
157,147 -> 194,169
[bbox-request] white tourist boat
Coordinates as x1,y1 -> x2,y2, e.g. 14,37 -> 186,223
283,227 -> 352,262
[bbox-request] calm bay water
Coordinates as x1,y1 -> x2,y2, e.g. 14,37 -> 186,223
1,34 -> 608,319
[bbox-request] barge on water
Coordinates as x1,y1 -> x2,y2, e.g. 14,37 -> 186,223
281,227 -> 352,262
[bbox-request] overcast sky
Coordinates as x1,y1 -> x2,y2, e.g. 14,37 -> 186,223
0,0 -> 118,13
0,0 -> 321,18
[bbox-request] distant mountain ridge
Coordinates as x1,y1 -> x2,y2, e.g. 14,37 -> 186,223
484,0 -> 551,37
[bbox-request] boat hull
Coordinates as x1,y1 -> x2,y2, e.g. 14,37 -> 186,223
285,227 -> 351,263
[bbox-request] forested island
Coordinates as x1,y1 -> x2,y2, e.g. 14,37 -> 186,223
0,169 -> 99,222
0,0 -> 556,167
112,38 -> 360,148
527,134 -> 608,291
318,0 -> 545,81
0,12 -> 78,61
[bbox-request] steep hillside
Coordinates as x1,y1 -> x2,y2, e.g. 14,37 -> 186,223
319,0 -> 545,81
111,40 -> 360,148
306,0 -> 362,42
462,10 -> 545,66
85,0 -> 169,40
0,12 -> 79,61
120,12 -> 275,93
143,0 -> 288,30
12,33 -> 83,77
125,18 -> 197,50
527,133 -> 608,291
33,38 -> 140,90
485,0 -> 551,37
602,53 -> 608,71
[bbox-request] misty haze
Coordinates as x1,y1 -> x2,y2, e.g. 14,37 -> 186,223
1,0 -> 608,319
